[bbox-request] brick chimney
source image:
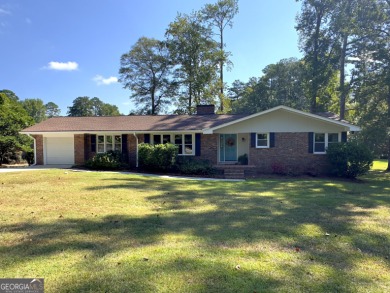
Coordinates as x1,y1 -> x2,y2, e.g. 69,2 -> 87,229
196,105 -> 215,115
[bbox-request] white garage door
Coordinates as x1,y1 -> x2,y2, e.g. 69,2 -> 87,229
45,137 -> 75,165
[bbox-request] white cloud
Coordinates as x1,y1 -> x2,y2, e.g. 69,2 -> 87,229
46,61 -> 78,71
93,75 -> 118,85
0,8 -> 11,15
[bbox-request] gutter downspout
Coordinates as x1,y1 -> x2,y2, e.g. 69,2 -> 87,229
26,134 -> 37,166
133,133 -> 139,168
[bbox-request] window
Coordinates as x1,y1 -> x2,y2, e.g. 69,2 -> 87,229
152,134 -> 171,145
174,134 -> 183,154
256,133 -> 269,148
96,135 -> 122,153
314,133 -> 325,153
314,133 -> 339,154
152,133 -> 194,155
184,134 -> 193,155
174,134 -> 194,155
175,134 -> 194,155
328,133 -> 339,146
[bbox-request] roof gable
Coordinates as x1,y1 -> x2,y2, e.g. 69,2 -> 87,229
203,106 -> 360,133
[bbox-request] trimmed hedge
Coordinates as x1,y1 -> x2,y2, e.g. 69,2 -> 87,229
138,143 -> 178,171
85,150 -> 124,170
326,142 -> 373,178
177,158 -> 215,175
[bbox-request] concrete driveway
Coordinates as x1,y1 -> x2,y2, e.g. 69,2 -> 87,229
0,165 -> 73,172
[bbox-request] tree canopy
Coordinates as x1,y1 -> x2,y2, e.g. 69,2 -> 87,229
67,96 -> 121,117
21,98 -> 47,123
45,102 -> 61,118
166,12 -> 223,114
119,37 -> 174,115
0,92 -> 34,164
201,0 -> 239,111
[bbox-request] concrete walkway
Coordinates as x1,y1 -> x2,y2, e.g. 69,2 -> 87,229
0,165 -> 244,181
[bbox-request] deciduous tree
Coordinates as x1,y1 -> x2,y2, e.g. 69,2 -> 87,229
45,102 -> 61,117
0,92 -> 33,164
67,97 -> 120,116
166,12 -> 222,114
352,0 -> 390,171
296,0 -> 339,113
21,98 -> 47,123
119,37 -> 175,115
231,58 -> 311,113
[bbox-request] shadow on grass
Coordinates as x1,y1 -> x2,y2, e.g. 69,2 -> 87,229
1,171 -> 389,291
54,256 -> 283,292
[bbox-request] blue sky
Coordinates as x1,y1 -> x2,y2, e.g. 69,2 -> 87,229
0,0 -> 302,115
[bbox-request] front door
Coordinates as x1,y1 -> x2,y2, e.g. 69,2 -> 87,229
219,134 -> 237,162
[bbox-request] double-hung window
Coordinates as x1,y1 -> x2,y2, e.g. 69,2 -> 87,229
314,133 -> 339,154
175,134 -> 194,155
97,135 -> 122,153
151,133 -> 194,155
256,133 -> 269,148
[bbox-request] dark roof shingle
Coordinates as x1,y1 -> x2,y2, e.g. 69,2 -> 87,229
21,114 -> 249,133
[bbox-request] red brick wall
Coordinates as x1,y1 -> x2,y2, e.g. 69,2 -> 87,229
249,132 -> 330,175
74,134 -> 85,165
200,133 -> 218,164
84,134 -> 92,161
32,135 -> 44,165
82,134 -> 145,167
33,132 -> 329,174
84,134 -> 96,162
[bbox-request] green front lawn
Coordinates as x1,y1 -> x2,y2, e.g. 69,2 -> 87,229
0,162 -> 389,292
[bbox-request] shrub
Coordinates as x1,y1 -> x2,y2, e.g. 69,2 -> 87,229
138,143 -> 178,171
177,158 -> 215,175
238,153 -> 248,165
24,151 -> 35,165
327,142 -> 374,178
85,150 -> 123,170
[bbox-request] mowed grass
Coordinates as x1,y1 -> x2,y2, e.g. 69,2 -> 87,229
0,162 -> 389,292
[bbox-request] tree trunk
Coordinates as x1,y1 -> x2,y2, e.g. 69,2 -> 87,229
387,135 -> 390,172
151,89 -> 155,115
310,10 -> 323,114
339,35 -> 348,120
219,32 -> 224,112
188,82 -> 193,114
387,85 -> 390,171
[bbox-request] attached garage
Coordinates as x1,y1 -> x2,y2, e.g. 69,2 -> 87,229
44,137 -> 75,165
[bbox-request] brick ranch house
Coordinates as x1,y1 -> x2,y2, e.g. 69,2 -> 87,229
21,105 -> 360,177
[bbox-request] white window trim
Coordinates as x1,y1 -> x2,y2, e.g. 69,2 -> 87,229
313,133 -> 340,154
151,133 -> 195,156
256,132 -> 270,148
97,134 -> 122,153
